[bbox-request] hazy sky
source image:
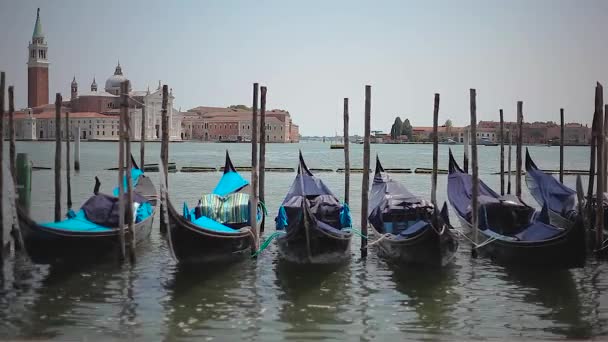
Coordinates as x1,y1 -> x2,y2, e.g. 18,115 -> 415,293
0,0 -> 606,135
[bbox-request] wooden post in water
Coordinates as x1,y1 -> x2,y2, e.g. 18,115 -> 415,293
250,83 -> 259,250
463,127 -> 469,173
8,86 -> 24,250
8,87 -> 15,183
360,85 -> 371,258
54,93 -> 62,222
343,98 -> 350,204
16,153 -> 31,214
0,72 -> 5,255
499,109 -> 505,195
65,111 -> 72,211
74,126 -> 80,171
560,108 -> 565,183
604,104 -> 608,193
470,89 -> 479,248
140,105 -> 146,170
431,93 -> 439,207
259,86 -> 267,221
588,111 -> 597,217
516,101 -> 523,199
507,130 -> 512,194
595,83 -> 604,251
117,86 -> 126,261
123,81 -> 136,262
159,85 -> 168,234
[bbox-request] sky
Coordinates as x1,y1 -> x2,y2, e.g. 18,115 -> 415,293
0,0 -> 606,136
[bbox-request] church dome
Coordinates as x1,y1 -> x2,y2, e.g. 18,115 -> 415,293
104,62 -> 131,95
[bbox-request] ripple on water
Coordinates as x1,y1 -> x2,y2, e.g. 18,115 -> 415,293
0,142 -> 607,340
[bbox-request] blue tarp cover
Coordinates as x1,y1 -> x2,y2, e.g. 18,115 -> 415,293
525,150 -> 576,215
212,171 -> 249,196
448,150 -> 564,242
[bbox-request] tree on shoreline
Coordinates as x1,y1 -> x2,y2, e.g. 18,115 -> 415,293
390,117 -> 403,139
228,104 -> 251,111
402,118 -> 413,141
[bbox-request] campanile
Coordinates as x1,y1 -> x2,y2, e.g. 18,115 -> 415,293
27,8 -> 49,108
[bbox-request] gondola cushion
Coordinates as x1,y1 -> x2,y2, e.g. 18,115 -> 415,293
199,193 -> 250,225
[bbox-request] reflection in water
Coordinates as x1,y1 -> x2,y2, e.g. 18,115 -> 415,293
0,142 -> 606,340
501,267 -> 592,339
389,263 -> 460,335
274,260 -> 352,339
164,260 -> 259,340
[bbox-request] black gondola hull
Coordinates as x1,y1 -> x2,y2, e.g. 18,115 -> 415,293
19,208 -> 154,264
276,228 -> 352,265
372,226 -> 458,267
18,175 -> 157,264
165,197 -> 255,264
455,214 -> 586,267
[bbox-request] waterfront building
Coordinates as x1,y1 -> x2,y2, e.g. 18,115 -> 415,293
182,106 -> 299,142
6,9 -> 183,141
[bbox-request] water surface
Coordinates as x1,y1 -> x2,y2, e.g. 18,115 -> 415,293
1,141 -> 606,341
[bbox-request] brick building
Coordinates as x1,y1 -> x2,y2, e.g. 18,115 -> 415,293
8,9 -> 183,141
182,106 -> 299,143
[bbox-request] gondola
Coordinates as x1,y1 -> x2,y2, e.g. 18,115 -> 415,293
274,152 -> 352,264
18,156 -> 157,264
525,148 -> 605,251
368,156 -> 458,266
163,151 -> 263,264
447,149 -> 586,267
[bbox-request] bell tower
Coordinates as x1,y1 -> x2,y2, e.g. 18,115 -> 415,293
71,76 -> 78,100
27,8 -> 49,108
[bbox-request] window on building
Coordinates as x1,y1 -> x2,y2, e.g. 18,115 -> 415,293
103,131 -> 105,136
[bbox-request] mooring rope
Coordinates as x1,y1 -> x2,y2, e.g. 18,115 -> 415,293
594,237 -> 608,252
451,228 -> 498,249
259,201 -> 268,216
251,231 -> 286,257
343,227 -> 392,249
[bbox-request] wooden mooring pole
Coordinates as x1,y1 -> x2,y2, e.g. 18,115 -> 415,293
560,108 -> 564,183
8,86 -> 24,250
499,109 -> 505,195
470,89 -> 479,250
431,93 -> 439,207
54,93 -> 62,222
0,72 -> 5,255
74,126 -> 80,171
516,101 -> 523,199
595,82 -> 604,252
604,104 -> 608,193
463,127 -> 469,173
159,85 -> 169,234
587,111 -> 597,224
360,85 -> 371,258
343,98 -> 350,204
65,110 -> 72,212
250,83 -> 259,251
259,86 -> 267,233
16,154 -> 31,214
117,85 -> 126,262
140,105 -> 146,170
123,81 -> 136,263
8,87 -> 15,184
507,129 -> 512,194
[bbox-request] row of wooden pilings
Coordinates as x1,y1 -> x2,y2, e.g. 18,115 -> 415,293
0,77 -> 606,263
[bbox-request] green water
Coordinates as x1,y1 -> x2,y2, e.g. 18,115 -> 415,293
0,141 -> 606,341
